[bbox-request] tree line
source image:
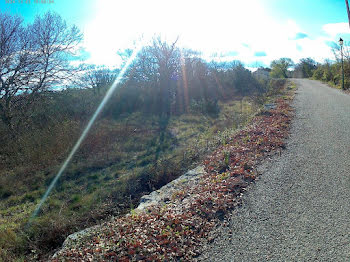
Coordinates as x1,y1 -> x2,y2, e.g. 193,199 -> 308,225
312,44 -> 350,89
269,45 -> 348,89
103,39 -> 265,119
0,11 -> 269,137
1,10 -> 346,136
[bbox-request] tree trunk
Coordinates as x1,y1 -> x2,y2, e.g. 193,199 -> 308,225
0,99 -> 16,136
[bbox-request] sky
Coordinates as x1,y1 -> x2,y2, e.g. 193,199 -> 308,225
1,0 -> 350,68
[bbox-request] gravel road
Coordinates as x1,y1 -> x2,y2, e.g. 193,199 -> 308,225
199,79 -> 350,261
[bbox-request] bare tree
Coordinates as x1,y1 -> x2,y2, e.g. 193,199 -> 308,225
0,11 -> 82,132
126,36 -> 181,116
293,58 -> 317,78
79,65 -> 117,95
332,41 -> 350,63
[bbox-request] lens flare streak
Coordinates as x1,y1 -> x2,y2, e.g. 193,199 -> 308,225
180,52 -> 189,112
29,44 -> 142,223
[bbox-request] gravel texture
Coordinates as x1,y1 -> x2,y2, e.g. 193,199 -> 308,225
199,79 -> 350,261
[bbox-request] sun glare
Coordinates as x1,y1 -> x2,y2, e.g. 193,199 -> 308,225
29,41 -> 144,224
82,0 -> 340,68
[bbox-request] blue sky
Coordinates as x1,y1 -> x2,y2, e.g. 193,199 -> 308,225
1,0 -> 349,68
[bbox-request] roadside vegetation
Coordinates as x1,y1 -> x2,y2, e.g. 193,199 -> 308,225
52,78 -> 295,262
312,44 -> 350,89
2,7 -> 340,261
0,11 -> 293,261
268,43 -> 350,91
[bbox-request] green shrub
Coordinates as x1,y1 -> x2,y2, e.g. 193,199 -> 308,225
190,98 -> 220,116
312,67 -> 323,80
0,227 -> 26,262
0,186 -> 12,199
26,215 -> 74,255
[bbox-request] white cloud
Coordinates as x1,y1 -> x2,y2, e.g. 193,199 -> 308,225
81,0 -> 344,67
322,22 -> 349,38
82,0 -> 278,66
